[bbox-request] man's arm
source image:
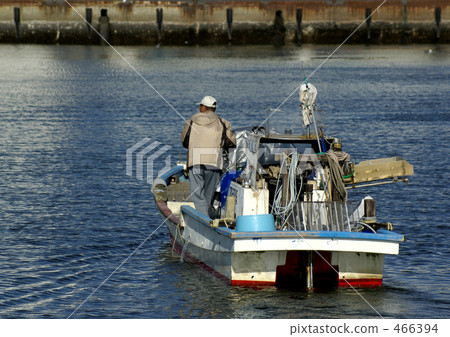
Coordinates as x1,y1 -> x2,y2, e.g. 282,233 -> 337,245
181,119 -> 192,149
220,118 -> 236,146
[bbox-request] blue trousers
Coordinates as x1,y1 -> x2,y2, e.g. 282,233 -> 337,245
189,165 -> 220,218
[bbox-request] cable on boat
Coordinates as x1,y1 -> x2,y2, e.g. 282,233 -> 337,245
272,152 -> 303,229
355,222 -> 377,233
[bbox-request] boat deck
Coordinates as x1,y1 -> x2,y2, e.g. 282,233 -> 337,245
166,181 -> 195,217
167,181 -> 193,202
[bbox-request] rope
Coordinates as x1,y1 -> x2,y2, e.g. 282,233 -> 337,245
325,150 -> 349,201
171,224 -> 185,258
272,153 -> 303,228
327,156 -> 347,201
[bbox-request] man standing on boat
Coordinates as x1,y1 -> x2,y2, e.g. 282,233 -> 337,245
181,96 -> 236,218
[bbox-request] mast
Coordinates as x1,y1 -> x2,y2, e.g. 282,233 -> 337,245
301,80 -> 322,153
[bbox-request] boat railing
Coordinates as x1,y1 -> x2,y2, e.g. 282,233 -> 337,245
286,201 -> 355,232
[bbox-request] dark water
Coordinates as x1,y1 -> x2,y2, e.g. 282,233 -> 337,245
0,44 -> 449,319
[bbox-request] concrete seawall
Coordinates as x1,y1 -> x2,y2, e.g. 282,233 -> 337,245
0,0 -> 448,45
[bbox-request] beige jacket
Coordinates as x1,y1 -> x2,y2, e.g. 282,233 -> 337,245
181,110 -> 236,169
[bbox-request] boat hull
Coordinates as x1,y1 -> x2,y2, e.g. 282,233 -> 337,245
154,165 -> 403,289
163,205 -> 400,289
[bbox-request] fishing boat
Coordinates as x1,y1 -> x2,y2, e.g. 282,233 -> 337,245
151,84 -> 413,288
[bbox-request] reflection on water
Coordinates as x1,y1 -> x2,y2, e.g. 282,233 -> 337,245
0,44 -> 449,318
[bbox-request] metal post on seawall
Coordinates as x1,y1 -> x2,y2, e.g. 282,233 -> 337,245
402,0 -> 408,23
99,9 -> 110,45
157,8 -> 163,45
435,7 -> 441,40
86,8 -> 93,40
296,8 -> 302,45
14,7 -> 20,40
227,8 -> 233,43
365,8 -> 372,41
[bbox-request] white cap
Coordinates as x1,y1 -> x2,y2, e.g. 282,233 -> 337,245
197,96 -> 217,108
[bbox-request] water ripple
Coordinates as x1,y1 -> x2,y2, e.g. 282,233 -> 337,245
0,44 -> 449,319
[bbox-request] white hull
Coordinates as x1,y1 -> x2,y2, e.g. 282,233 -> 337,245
153,127 -> 411,288
164,205 -> 401,288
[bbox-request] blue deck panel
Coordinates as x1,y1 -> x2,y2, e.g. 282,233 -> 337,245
181,204 -> 211,223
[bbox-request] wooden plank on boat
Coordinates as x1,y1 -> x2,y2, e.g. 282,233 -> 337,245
345,157 -> 413,184
167,181 -> 193,202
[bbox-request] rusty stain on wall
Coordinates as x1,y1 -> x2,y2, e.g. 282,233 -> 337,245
1,1 -> 449,22
0,0 -> 448,44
